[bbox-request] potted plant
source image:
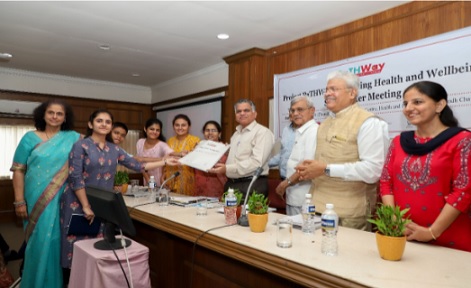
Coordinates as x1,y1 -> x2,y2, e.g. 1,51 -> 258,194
221,188 -> 244,219
247,191 -> 269,233
368,204 -> 411,261
113,171 -> 130,194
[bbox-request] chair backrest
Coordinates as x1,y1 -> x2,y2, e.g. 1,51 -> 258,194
267,178 -> 286,215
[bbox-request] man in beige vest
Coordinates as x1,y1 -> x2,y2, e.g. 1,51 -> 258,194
296,70 -> 389,231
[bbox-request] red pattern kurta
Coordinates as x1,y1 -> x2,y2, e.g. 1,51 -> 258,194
194,153 -> 228,198
380,131 -> 471,252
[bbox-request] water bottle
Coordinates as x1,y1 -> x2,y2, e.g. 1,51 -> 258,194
148,176 -> 156,193
224,188 -> 237,225
301,194 -> 315,234
321,203 -> 338,256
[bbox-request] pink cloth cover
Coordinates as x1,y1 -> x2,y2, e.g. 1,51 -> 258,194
69,237 -> 151,288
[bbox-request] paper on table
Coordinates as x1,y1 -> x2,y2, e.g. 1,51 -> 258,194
178,140 -> 230,172
169,196 -> 220,207
276,214 -> 322,229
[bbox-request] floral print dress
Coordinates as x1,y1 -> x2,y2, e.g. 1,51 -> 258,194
60,137 -> 143,268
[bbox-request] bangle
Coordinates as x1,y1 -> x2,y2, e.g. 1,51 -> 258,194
429,227 -> 437,241
13,201 -> 26,208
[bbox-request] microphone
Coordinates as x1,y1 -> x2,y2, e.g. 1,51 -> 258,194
238,167 -> 264,226
159,171 -> 180,191
156,171 -> 180,204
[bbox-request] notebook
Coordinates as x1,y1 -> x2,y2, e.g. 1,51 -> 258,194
67,213 -> 101,236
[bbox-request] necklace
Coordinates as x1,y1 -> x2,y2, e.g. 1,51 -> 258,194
45,130 -> 59,140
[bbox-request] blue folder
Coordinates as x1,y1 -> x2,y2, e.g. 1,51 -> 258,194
67,213 -> 101,236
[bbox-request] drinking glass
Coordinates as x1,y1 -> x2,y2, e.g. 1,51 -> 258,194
130,179 -> 139,193
277,219 -> 293,248
196,201 -> 208,216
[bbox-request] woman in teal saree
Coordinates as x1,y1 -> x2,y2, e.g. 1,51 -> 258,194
11,99 -> 80,288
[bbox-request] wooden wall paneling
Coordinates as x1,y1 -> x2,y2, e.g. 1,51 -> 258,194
0,90 -> 153,131
251,54 -> 270,128
465,1 -> 471,27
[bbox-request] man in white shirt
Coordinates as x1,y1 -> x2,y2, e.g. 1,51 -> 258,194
296,70 -> 389,230
275,95 -> 318,215
210,99 -> 274,198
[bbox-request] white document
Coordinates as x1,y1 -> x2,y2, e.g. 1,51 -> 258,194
178,140 -> 229,172
277,214 -> 322,229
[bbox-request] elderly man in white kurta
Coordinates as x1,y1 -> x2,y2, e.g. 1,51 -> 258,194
275,95 -> 318,215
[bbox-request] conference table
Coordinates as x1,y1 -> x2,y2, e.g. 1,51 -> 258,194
124,195 -> 471,288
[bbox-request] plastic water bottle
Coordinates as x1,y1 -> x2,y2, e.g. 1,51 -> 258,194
321,203 -> 338,256
148,176 -> 156,193
301,194 -> 316,234
224,188 -> 237,225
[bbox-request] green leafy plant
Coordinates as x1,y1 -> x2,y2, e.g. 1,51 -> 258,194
247,191 -> 269,215
114,171 -> 130,186
368,204 -> 411,237
221,188 -> 243,206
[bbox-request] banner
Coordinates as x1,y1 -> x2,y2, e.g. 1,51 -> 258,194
273,27 -> 471,139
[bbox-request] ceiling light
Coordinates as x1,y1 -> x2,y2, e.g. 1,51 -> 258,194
0,52 -> 13,61
217,33 -> 229,40
98,44 -> 111,51
132,73 -> 140,77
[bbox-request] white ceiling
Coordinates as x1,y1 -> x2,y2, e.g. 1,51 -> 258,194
0,1 -> 408,87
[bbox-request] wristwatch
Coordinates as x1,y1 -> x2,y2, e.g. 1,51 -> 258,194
324,165 -> 330,177
286,178 -> 293,186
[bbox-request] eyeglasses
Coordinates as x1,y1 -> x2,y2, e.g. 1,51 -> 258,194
325,87 -> 350,94
289,107 -> 310,114
204,129 -> 218,133
235,108 -> 252,114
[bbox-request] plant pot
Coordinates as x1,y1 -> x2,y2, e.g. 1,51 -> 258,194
375,231 -> 407,261
247,213 -> 268,233
114,184 -> 128,194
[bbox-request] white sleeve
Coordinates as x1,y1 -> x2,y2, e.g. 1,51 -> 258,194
329,117 -> 390,183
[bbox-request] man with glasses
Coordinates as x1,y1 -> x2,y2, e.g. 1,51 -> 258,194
275,95 -> 318,215
210,99 -> 274,198
296,70 -> 389,230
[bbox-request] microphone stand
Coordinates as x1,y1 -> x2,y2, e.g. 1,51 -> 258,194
156,171 -> 180,203
238,167 -> 263,226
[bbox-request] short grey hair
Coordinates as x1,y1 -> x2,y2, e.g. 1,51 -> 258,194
234,99 -> 256,112
290,95 -> 314,108
326,70 -> 359,90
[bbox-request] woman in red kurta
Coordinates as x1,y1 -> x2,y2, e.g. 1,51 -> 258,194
195,121 -> 228,198
380,81 -> 471,252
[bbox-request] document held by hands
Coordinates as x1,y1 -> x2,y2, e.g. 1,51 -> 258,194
178,140 -> 229,172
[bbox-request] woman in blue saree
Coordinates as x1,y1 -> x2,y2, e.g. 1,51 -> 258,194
11,99 -> 80,288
